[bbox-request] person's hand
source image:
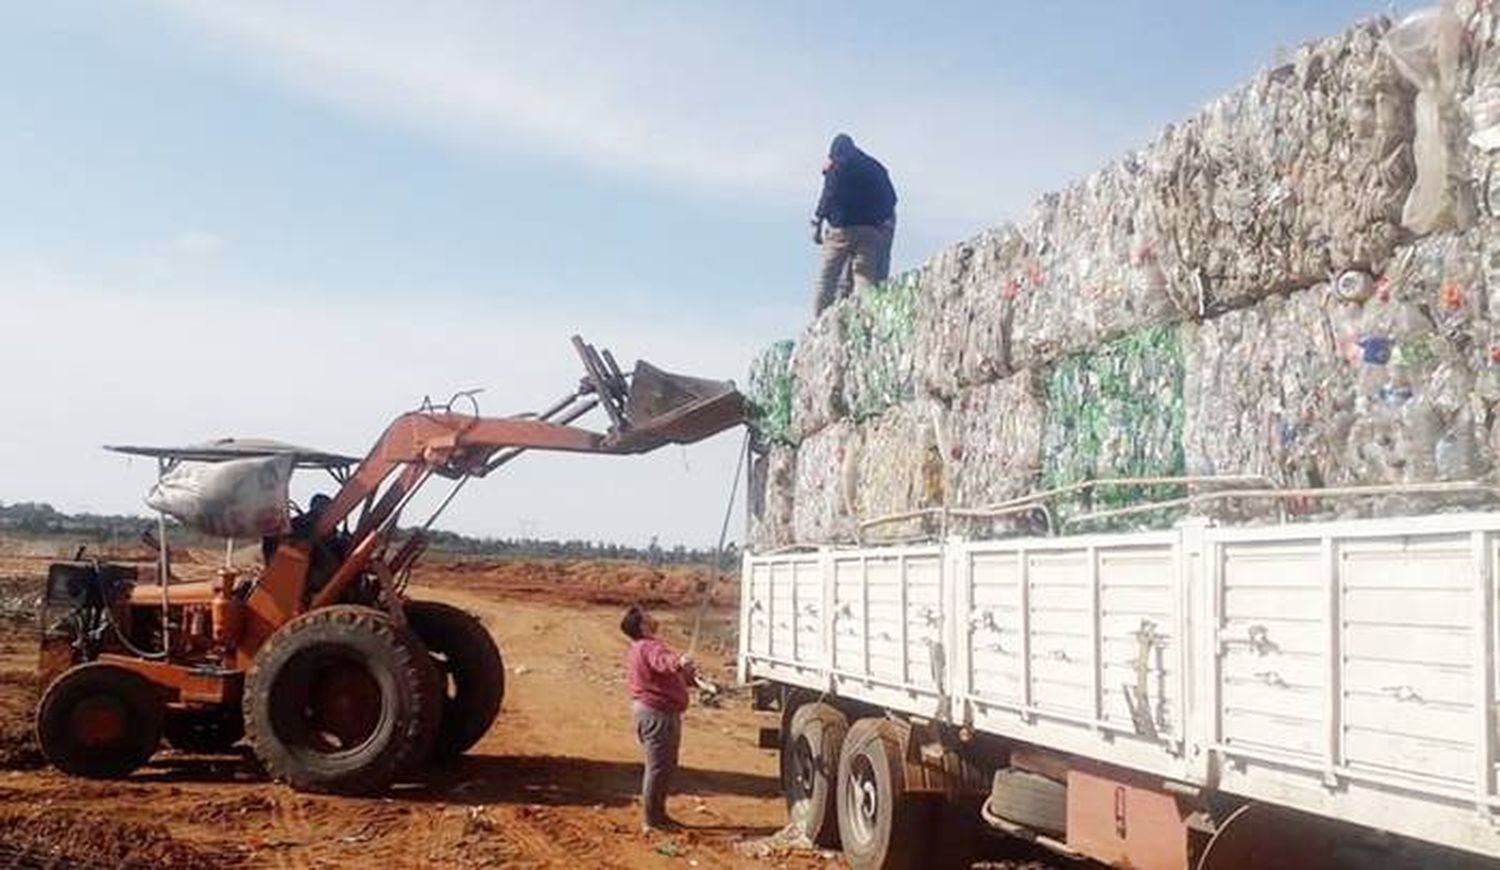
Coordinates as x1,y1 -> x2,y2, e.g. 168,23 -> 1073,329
678,653 -> 694,670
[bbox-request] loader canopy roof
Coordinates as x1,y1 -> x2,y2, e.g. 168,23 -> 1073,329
105,437 -> 358,470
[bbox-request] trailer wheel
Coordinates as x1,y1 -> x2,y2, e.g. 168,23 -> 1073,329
244,605 -> 438,795
781,702 -> 848,847
836,718 -> 933,870
405,600 -> 504,759
163,705 -> 245,754
36,662 -> 164,779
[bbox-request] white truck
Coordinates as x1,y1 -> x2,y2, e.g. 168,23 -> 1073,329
739,496 -> 1500,869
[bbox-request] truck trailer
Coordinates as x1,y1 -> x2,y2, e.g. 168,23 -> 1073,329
740,496 -> 1500,868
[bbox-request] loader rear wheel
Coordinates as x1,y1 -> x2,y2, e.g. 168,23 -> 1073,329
782,702 -> 848,847
244,605 -> 437,795
37,662 -> 164,779
405,600 -> 504,759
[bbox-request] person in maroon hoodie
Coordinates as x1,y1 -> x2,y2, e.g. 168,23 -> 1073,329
621,605 -> 696,832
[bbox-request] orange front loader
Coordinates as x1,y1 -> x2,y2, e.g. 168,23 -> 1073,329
35,337 -> 745,794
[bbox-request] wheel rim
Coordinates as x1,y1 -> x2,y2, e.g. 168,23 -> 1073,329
847,753 -> 880,846
272,649 -> 386,754
430,650 -> 458,702
70,697 -> 127,748
792,734 -> 816,795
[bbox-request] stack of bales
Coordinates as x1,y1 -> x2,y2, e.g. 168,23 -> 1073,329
749,8 -> 1500,550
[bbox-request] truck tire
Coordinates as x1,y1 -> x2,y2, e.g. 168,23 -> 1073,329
405,600 -> 504,759
36,662 -> 164,779
163,705 -> 245,754
781,702 -> 848,847
985,768 -> 1066,837
244,605 -> 438,795
836,718 -> 934,870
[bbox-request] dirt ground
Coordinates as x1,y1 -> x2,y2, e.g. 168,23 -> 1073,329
0,544 -> 1063,869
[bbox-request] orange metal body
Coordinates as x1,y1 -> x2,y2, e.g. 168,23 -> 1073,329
81,350 -> 743,707
97,654 -> 241,705
229,411 -> 619,668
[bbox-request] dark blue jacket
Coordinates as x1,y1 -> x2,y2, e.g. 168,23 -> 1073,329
815,138 -> 897,228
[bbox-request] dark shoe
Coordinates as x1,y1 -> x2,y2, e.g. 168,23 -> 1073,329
641,816 -> 683,834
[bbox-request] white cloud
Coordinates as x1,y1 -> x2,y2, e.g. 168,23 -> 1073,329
0,263 -> 768,546
142,1 -> 1142,237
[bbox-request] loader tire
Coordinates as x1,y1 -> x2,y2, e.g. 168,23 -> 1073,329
37,662 -> 164,779
836,718 -> 935,870
397,623 -> 445,774
781,702 -> 848,848
405,600 -> 504,760
244,605 -> 437,795
163,705 -> 245,754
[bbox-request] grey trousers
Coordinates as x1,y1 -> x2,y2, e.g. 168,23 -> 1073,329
814,219 -> 895,315
634,704 -> 682,825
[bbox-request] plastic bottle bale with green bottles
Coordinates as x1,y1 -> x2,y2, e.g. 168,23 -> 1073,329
1008,161 -> 1177,374
842,270 -> 921,421
746,339 -> 797,447
1040,324 -> 1186,527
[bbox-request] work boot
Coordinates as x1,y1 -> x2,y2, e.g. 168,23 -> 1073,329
641,816 -> 683,834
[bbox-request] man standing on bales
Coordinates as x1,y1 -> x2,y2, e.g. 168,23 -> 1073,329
811,133 -> 898,314
621,605 -> 696,833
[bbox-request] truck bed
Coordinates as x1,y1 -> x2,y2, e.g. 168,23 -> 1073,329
739,512 -> 1500,860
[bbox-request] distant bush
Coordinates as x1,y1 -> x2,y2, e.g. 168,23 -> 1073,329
0,501 -> 735,568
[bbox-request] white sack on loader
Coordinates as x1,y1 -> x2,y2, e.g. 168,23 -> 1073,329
145,455 -> 294,538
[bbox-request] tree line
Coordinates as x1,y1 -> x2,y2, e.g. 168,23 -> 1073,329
0,501 -> 735,567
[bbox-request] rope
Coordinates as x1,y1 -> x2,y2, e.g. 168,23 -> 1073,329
687,429 -> 750,658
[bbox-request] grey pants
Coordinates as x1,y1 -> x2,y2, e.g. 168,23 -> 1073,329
815,219 -> 895,315
634,704 -> 682,826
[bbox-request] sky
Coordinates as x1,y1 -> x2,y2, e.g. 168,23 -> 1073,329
0,0 -> 1411,547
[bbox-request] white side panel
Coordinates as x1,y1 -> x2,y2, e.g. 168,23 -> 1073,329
825,548 -> 949,718
740,512 -> 1500,861
1205,518 -> 1500,860
957,534 -> 1191,780
740,554 -> 826,692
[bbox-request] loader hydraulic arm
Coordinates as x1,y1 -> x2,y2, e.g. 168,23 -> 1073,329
313,410 -> 608,542
236,338 -> 745,662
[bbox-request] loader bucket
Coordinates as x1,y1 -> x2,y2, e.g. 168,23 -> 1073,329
611,361 -> 745,451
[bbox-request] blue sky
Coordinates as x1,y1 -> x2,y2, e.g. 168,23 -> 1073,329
0,1 -> 1407,545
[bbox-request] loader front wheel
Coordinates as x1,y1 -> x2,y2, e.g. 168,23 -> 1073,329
405,600 -> 504,759
244,606 -> 437,795
37,662 -> 164,779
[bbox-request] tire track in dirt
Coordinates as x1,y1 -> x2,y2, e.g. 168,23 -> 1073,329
259,791 -> 321,869
497,804 -> 627,869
